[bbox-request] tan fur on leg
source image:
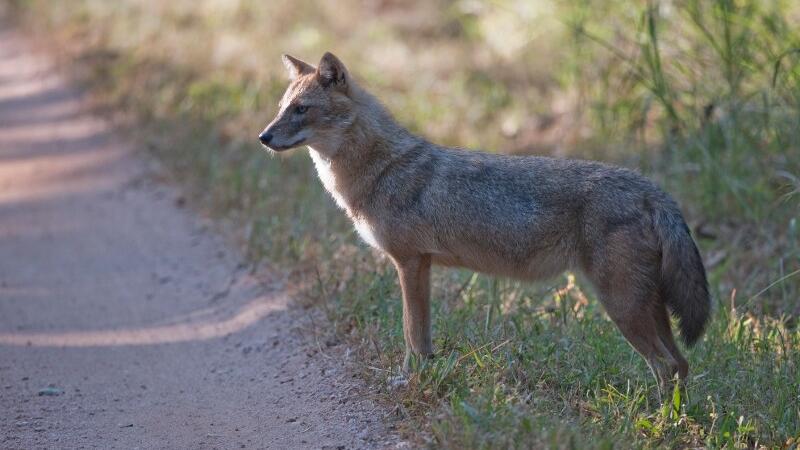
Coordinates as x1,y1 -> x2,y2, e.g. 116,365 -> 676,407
393,254 -> 433,371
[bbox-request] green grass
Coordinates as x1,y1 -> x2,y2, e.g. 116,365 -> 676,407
318,258 -> 799,447
9,0 -> 800,447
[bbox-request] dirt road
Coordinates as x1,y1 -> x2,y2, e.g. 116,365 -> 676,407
0,18 -> 391,450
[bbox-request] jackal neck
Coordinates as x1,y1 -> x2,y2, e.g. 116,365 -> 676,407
309,85 -> 420,218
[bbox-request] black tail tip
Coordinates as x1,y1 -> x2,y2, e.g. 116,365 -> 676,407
680,320 -> 706,347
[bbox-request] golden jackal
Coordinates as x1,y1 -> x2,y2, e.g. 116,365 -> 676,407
259,52 -> 710,385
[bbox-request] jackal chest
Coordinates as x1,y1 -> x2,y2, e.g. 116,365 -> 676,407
310,151 -> 348,210
309,150 -> 384,250
352,217 -> 383,250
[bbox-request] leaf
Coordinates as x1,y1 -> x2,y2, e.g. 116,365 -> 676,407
636,418 -> 654,431
671,383 -> 682,420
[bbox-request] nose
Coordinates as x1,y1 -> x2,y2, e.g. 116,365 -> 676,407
258,131 -> 273,145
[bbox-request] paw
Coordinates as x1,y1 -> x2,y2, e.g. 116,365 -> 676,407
402,350 -> 434,373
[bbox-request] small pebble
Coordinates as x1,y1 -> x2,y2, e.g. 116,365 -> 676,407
37,387 -> 63,396
386,375 -> 408,389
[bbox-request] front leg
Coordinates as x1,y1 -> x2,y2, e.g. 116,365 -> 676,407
393,254 -> 433,371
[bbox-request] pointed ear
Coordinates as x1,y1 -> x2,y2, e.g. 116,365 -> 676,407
282,54 -> 314,80
317,52 -> 348,90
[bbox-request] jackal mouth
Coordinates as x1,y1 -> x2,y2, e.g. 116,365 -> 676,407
264,137 -> 306,152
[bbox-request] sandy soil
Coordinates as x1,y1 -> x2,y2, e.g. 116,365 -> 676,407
0,17 -> 395,450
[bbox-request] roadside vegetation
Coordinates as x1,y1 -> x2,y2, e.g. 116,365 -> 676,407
10,0 -> 799,447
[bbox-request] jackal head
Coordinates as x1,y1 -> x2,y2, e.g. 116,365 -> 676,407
259,52 -> 355,155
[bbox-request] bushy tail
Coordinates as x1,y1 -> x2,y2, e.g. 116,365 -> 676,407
654,207 -> 711,346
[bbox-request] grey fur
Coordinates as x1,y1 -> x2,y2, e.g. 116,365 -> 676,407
260,52 -> 711,385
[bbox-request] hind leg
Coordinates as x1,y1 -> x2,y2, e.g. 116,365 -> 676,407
586,229 -> 679,392
601,299 -> 677,392
653,303 -> 689,380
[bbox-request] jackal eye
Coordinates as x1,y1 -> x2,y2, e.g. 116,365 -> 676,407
294,105 -> 309,114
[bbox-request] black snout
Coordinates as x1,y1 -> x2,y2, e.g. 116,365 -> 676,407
258,131 -> 273,145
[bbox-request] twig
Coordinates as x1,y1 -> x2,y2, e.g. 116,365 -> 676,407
743,268 -> 800,307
